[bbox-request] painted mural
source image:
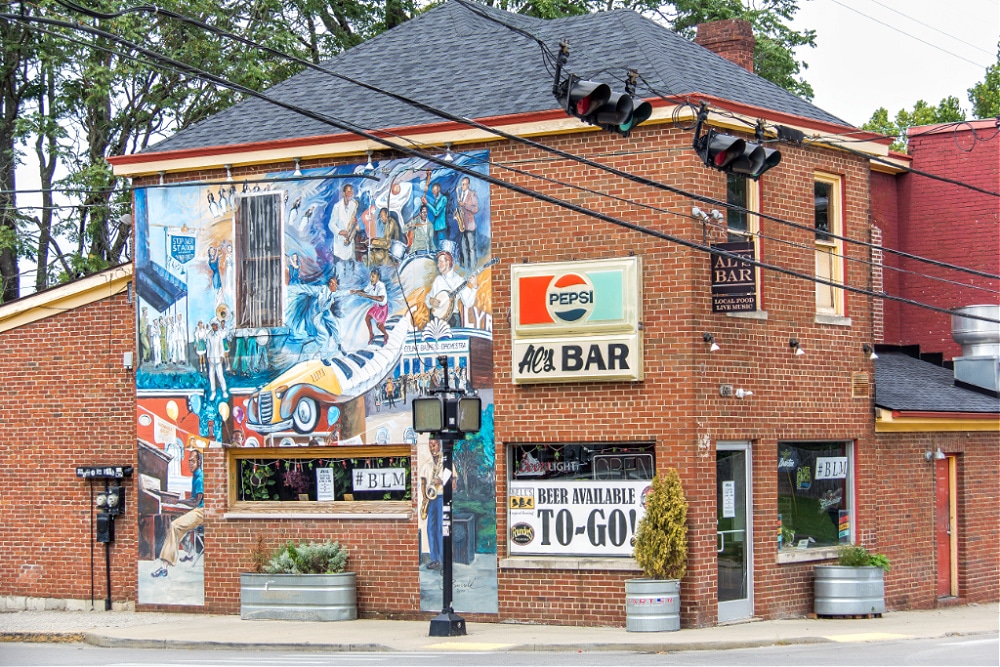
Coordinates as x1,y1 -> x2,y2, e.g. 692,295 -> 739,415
134,151 -> 496,612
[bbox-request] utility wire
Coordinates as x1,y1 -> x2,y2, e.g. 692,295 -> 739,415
825,0 -> 992,69
866,0 -> 996,58
44,0 -> 1000,284
5,10 -> 997,325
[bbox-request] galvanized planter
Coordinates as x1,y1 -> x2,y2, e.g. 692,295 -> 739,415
240,572 -> 357,621
814,566 -> 885,617
625,578 -> 681,632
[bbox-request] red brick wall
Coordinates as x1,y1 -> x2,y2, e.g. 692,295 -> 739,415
872,431 -> 999,608
0,289 -> 136,607
878,124 -> 1000,358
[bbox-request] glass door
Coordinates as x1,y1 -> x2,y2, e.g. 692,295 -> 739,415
717,442 -> 753,622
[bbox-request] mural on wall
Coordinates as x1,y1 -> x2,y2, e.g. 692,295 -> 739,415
134,151 -> 496,611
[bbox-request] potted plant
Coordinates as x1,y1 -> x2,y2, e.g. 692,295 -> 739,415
627,468 -> 688,632
814,544 -> 890,617
240,538 -> 357,621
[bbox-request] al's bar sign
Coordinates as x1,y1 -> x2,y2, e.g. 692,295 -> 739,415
512,257 -> 643,383
710,242 -> 757,313
513,333 -> 642,383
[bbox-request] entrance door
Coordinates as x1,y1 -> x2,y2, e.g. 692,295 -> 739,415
935,455 -> 958,598
717,442 -> 753,622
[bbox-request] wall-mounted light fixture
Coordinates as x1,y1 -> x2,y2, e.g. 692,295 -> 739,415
365,151 -> 374,171
293,157 -> 302,177
444,143 -> 454,162
924,448 -> 946,462
735,388 -> 753,399
158,171 -> 165,185
224,164 -> 233,182
862,343 -> 878,360
789,338 -> 805,356
703,332 -> 720,352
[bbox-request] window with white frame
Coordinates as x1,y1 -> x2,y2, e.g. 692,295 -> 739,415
777,441 -> 853,551
814,173 -> 845,315
234,192 -> 284,328
727,175 -> 761,310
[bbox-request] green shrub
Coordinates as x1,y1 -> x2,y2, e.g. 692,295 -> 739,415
633,469 -> 688,581
263,540 -> 349,574
837,544 -> 891,572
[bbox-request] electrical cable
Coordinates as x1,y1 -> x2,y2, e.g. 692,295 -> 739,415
5,10 -> 997,324
866,0 -> 996,58
24,1 -> 1000,283
825,0 -> 992,69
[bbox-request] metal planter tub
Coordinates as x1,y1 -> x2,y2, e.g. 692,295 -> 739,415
625,578 -> 681,632
241,572 -> 357,621
814,566 -> 885,617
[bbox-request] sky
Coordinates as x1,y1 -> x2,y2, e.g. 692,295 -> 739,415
790,0 -> 999,127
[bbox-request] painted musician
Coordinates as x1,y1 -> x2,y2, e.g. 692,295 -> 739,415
425,241 -> 477,328
351,268 -> 389,345
419,438 -> 444,571
330,184 -> 359,263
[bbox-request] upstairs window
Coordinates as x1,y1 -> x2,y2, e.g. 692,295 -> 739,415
814,173 -> 844,316
234,192 -> 284,328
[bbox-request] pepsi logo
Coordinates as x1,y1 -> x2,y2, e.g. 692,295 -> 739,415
546,273 -> 595,323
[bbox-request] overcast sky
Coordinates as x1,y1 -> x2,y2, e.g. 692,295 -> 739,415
790,0 -> 999,127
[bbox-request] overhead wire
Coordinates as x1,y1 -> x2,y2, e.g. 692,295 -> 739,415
4,8 -> 998,324
825,0 -> 992,69
28,0 -> 1000,283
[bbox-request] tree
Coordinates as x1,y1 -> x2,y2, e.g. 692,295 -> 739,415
862,97 -> 966,153
968,44 -> 999,119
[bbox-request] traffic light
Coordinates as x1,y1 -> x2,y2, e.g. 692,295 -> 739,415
557,76 -> 612,123
552,44 -> 651,137
692,104 -> 781,180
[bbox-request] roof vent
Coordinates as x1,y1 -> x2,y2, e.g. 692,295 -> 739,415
694,19 -> 755,73
951,304 -> 1000,393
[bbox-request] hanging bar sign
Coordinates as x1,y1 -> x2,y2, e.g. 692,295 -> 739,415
710,242 -> 756,313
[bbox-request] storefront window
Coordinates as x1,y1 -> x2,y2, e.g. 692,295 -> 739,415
234,452 -> 411,502
508,443 -> 654,557
777,441 -> 852,550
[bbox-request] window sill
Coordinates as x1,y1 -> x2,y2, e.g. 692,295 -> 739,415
499,556 -> 641,572
776,546 -> 840,564
814,313 -> 852,327
224,500 -> 411,520
726,310 -> 768,321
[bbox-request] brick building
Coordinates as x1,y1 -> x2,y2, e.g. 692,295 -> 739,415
1,2 -> 995,625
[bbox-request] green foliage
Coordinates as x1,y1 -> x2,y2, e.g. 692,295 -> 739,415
862,97 -> 967,152
633,468 -> 688,580
263,540 -> 349,574
837,544 -> 890,572
968,44 -> 999,119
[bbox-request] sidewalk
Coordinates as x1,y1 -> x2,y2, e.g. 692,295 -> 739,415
1,603 -> 997,653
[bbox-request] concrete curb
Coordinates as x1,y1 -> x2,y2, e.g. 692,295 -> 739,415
83,633 -> 392,652
0,632 -> 86,644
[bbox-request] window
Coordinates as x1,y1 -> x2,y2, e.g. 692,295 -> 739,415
227,446 -> 412,516
725,175 -> 762,313
814,173 -> 844,316
234,192 -> 284,328
508,443 -> 654,557
777,441 -> 853,551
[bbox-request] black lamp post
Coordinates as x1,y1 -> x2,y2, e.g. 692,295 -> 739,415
411,355 -> 481,637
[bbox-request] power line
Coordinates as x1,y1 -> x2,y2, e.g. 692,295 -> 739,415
5,11 -> 997,325
825,0 -> 992,69
27,1 -> 1000,284
867,0 -> 996,58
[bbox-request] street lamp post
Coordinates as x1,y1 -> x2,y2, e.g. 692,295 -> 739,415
411,355 -> 481,637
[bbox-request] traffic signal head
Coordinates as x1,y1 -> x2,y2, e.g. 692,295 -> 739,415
695,129 -> 781,180
559,77 -> 612,121
599,97 -> 653,137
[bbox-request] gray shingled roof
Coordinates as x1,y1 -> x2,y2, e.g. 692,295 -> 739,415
145,1 -> 849,154
875,351 -> 1000,414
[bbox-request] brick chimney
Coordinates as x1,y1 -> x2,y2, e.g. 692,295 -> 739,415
695,19 -> 755,72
